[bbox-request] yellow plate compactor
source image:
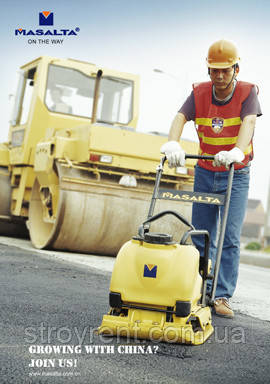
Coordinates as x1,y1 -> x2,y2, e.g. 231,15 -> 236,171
99,155 -> 235,345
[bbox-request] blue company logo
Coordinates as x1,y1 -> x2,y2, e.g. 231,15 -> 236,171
143,264 -> 157,278
39,11 -> 54,26
15,11 -> 80,36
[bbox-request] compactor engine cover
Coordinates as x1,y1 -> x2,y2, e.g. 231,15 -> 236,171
99,238 -> 214,345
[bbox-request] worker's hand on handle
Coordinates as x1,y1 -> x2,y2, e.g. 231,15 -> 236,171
160,141 -> 185,168
213,147 -> 244,169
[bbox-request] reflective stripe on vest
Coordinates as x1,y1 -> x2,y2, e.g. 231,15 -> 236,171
193,81 -> 254,171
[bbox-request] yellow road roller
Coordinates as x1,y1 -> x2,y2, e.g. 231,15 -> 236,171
99,155 -> 235,345
0,56 -> 198,255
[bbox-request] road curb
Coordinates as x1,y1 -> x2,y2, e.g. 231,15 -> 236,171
240,250 -> 270,268
1,236 -> 269,270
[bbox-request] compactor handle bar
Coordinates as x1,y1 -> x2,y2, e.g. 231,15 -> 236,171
185,154 -> 215,161
159,154 -> 215,167
138,210 -> 195,238
148,154 -> 215,220
141,154 -> 215,237
161,154 -> 235,305
144,154 -> 235,306
157,155 -> 215,177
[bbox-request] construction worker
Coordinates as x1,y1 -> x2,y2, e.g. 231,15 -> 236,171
161,40 -> 262,318
49,86 -> 72,114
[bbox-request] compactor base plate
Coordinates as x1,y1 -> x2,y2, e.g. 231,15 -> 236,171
99,306 -> 214,345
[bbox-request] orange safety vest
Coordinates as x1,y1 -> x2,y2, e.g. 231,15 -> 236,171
193,81 -> 254,171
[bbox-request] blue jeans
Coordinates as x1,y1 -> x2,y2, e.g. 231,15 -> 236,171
191,165 -> 250,299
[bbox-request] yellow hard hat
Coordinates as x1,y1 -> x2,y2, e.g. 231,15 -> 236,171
206,40 -> 240,69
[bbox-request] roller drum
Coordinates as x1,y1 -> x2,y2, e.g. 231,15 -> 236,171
28,162 -> 191,255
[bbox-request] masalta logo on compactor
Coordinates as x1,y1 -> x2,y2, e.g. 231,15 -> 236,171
143,264 -> 157,278
15,11 -> 80,36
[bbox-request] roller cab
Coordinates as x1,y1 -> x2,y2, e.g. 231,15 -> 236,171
0,56 -> 198,254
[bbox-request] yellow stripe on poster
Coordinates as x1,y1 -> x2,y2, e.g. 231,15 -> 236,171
195,117 -> 241,127
198,133 -> 253,147
199,144 -> 252,157
198,131 -> 237,145
223,117 -> 241,127
196,118 -> 212,126
202,136 -> 238,145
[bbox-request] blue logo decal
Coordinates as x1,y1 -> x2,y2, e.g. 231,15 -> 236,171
143,264 -> 157,278
39,11 -> 54,26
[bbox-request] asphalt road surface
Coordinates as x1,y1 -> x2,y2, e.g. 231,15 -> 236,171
0,244 -> 269,384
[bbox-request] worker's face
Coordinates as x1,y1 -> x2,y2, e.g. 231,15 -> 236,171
209,66 -> 239,91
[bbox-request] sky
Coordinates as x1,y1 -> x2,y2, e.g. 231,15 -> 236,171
1,0 -> 270,209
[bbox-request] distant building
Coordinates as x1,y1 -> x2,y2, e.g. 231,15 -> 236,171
241,199 -> 265,243
264,181 -> 270,246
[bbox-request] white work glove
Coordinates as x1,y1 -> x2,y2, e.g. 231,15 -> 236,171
160,141 -> 185,168
213,147 -> 245,168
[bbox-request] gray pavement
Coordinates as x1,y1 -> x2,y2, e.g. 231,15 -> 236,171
1,236 -> 270,270
232,263 -> 270,321
0,236 -> 269,322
